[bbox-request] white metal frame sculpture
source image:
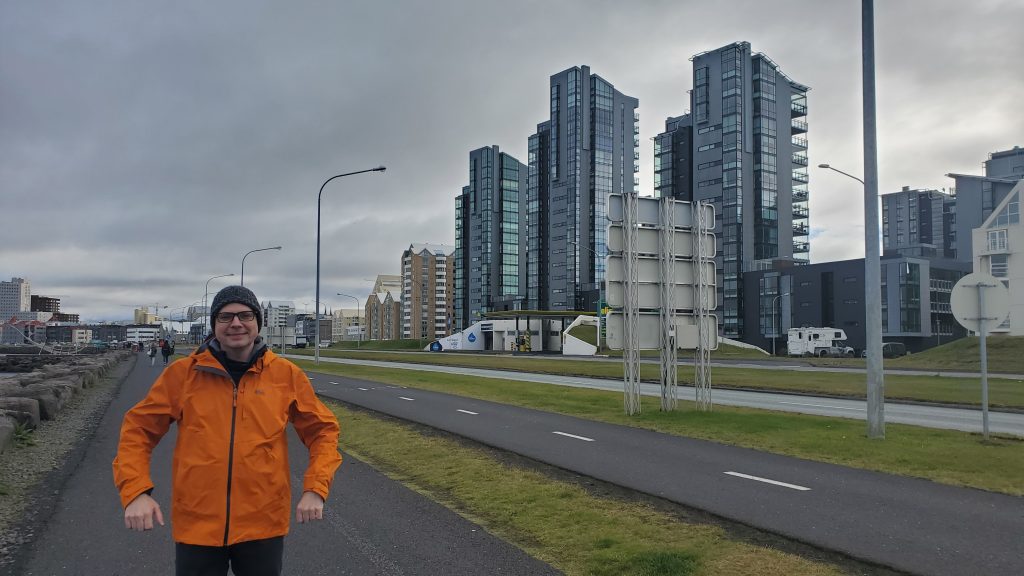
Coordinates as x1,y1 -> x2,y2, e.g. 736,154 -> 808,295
658,197 -> 678,411
693,201 -> 714,410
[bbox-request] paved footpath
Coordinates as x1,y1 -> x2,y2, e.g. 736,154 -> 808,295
11,357 -> 558,576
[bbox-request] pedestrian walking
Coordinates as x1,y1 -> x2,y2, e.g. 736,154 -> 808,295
160,339 -> 172,366
113,285 -> 341,576
148,342 -> 157,366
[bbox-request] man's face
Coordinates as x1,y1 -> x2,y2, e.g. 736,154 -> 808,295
214,303 -> 258,357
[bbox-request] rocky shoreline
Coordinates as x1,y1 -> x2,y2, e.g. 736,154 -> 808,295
0,352 -> 134,573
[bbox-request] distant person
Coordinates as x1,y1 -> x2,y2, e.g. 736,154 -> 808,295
160,340 -> 172,365
148,342 -> 157,366
113,285 -> 341,576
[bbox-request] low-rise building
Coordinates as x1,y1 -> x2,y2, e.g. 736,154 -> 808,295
972,180 -> 1023,335
742,256 -> 969,353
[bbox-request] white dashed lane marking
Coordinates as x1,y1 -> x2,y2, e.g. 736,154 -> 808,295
329,381 -> 340,385
457,409 -> 478,415
778,401 -> 864,412
552,431 -> 595,442
724,471 -> 811,491
358,387 -> 369,391
399,396 -> 415,401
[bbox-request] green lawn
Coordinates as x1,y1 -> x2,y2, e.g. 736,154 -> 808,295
300,360 -> 1024,496
293,347 -> 1024,409
334,404 -> 847,576
807,336 -> 1024,374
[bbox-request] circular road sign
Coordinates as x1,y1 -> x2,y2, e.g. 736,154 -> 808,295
950,272 -> 1010,333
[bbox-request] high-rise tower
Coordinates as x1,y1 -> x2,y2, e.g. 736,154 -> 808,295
687,42 -> 810,337
454,146 -> 528,330
526,66 -> 639,312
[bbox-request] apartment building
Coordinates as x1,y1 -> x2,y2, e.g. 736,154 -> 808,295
401,243 -> 454,340
526,65 -> 639,313
948,145 -> 1024,262
882,186 -> 956,259
972,180 -> 1023,335
687,41 -> 810,338
454,145 -> 528,330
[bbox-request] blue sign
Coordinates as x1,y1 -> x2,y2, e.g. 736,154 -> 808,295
429,341 -> 442,352
467,332 -> 477,343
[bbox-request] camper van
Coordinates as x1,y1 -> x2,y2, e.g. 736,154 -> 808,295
787,327 -> 855,357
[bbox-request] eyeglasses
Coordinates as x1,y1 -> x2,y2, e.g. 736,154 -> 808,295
215,311 -> 257,323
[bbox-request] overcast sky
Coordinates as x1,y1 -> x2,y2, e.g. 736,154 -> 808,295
2,0 -> 1021,323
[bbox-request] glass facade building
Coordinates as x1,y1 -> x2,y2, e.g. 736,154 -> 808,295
689,42 -> 810,338
653,114 -> 693,200
527,66 -> 639,312
454,146 -> 527,330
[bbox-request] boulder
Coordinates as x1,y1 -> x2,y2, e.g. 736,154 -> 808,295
0,397 -> 40,428
0,408 -> 34,429
13,385 -> 65,420
0,415 -> 14,453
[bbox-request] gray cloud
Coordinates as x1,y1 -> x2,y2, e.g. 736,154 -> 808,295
2,0 -> 1020,321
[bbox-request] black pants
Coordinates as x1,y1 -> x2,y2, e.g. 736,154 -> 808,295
175,536 -> 283,576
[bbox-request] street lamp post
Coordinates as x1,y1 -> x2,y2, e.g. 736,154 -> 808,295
315,166 -> 386,365
819,160 -> 884,438
337,292 -> 362,348
819,124 -> 885,441
771,292 -> 791,356
241,246 -> 282,286
203,273 -> 235,338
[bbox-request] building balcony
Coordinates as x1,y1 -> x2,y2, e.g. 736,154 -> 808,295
793,241 -> 810,253
792,171 -> 809,184
793,205 -> 809,218
792,136 -> 808,149
634,125 -> 640,135
793,223 -> 809,236
791,101 -> 808,118
791,119 -> 808,134
985,239 -> 1010,253
792,153 -> 808,167
792,190 -> 809,203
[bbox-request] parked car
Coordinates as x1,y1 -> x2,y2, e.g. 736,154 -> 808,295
861,342 -> 908,358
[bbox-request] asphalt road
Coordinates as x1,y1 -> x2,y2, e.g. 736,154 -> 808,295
288,355 -> 1024,437
308,370 -> 1024,576
12,358 -> 559,576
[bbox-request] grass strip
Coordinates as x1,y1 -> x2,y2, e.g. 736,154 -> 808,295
331,403 -> 848,576
300,360 -> 1024,496
293,348 -> 1024,409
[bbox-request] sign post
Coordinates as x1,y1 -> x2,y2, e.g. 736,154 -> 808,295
951,272 -> 1010,440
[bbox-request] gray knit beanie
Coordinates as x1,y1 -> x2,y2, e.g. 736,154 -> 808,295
210,285 -> 263,328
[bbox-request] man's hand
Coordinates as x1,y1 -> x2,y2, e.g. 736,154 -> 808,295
296,491 -> 325,523
124,493 -> 164,531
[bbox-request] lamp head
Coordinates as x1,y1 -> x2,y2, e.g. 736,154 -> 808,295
818,163 -> 831,169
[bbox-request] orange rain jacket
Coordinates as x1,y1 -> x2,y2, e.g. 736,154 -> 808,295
113,342 -> 341,546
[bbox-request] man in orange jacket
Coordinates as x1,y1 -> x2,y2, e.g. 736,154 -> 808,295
113,285 -> 341,576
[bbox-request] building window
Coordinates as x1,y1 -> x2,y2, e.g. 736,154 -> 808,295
988,229 -> 1008,251
990,254 -> 1009,278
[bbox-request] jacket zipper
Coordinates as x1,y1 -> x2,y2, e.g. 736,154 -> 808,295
223,380 -> 239,545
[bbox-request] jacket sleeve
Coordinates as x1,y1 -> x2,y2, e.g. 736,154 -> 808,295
112,365 -> 181,508
290,370 -> 342,500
